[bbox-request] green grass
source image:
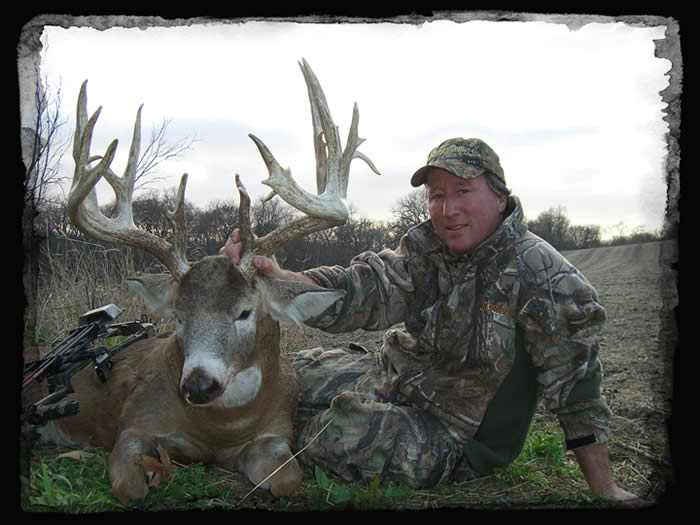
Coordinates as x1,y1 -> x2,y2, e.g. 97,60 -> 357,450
22,450 -> 230,512
22,416 -> 616,512
310,465 -> 414,510
24,452 -> 119,513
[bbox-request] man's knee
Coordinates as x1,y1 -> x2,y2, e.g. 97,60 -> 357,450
295,391 -> 459,488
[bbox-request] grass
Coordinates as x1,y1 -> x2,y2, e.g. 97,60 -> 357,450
309,465 -> 415,510
24,452 -> 118,513
22,415 -> 627,513
22,450 -> 232,512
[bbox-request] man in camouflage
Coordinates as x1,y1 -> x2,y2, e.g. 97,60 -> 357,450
221,138 -> 638,501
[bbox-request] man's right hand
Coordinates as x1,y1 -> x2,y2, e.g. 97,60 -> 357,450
219,230 -> 317,285
219,229 -> 273,270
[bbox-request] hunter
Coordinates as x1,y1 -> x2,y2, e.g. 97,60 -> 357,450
221,137 -> 638,502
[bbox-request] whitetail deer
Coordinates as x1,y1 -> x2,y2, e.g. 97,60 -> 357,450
32,59 -> 379,504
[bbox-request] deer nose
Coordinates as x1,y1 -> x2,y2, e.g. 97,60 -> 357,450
182,368 -> 223,405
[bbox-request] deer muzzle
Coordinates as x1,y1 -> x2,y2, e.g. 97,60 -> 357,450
181,367 -> 228,406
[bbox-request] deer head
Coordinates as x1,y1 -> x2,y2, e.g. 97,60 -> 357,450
67,59 -> 379,407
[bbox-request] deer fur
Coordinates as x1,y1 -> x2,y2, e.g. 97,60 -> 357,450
36,256 -> 343,503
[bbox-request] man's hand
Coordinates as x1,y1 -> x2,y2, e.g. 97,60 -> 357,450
219,229 -> 279,275
219,230 -> 317,285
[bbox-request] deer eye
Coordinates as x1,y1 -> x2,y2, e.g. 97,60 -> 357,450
238,309 -> 252,321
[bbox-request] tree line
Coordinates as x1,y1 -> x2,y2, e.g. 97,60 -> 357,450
21,80 -> 668,281
34,186 -> 667,278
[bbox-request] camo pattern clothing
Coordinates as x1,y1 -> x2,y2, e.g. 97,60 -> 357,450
290,195 -> 612,488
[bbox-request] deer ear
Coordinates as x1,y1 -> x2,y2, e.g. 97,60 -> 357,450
257,278 -> 345,326
127,274 -> 179,317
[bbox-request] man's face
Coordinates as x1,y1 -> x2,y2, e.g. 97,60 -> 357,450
425,168 -> 507,255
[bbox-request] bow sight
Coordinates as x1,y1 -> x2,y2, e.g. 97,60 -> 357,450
22,304 -> 154,427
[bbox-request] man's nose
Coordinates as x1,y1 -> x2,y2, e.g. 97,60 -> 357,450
442,195 -> 459,216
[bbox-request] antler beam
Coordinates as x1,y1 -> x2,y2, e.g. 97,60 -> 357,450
67,81 -> 191,282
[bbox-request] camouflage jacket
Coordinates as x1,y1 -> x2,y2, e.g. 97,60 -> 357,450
304,196 -> 611,472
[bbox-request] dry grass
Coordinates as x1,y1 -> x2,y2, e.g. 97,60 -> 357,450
26,239 -> 172,345
27,239 -> 326,348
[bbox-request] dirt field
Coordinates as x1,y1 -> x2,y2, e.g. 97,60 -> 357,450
302,239 -> 679,502
565,240 -> 678,499
563,241 -> 677,429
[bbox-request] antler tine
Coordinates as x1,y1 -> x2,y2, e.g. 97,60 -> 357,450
164,173 -> 191,278
299,58 -> 380,194
235,174 -> 258,280
248,133 -> 348,224
298,58 -> 340,195
342,102 -> 381,189
67,81 -> 191,282
236,172 -> 336,281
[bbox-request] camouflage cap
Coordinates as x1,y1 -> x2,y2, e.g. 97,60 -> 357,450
410,138 -> 506,187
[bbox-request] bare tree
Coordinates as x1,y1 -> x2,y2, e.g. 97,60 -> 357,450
527,205 -> 572,250
251,196 -> 296,238
569,224 -> 602,249
22,78 -> 70,210
193,199 -> 239,255
607,220 -> 630,242
133,119 -> 196,191
99,119 -> 195,221
22,78 -> 71,345
388,189 -> 429,244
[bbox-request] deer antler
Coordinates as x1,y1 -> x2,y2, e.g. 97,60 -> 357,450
237,59 -> 380,279
67,81 -> 191,282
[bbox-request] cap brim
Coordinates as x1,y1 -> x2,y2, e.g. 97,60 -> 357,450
410,162 -> 486,187
410,166 -> 432,187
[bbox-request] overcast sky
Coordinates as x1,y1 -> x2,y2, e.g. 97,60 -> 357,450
35,17 -> 673,239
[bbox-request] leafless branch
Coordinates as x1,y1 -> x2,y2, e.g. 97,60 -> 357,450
134,119 -> 196,191
23,75 -> 71,210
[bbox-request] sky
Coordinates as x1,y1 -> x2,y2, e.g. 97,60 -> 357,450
33,16 -> 674,239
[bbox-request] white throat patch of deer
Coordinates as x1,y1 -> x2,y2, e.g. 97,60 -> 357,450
38,59 -> 379,504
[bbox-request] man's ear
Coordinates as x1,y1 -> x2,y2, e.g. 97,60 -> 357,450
255,277 -> 345,325
495,191 -> 508,213
126,273 -> 179,317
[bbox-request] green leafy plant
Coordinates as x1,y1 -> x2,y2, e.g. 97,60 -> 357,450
25,452 -> 120,513
311,465 -> 414,510
24,450 -> 231,512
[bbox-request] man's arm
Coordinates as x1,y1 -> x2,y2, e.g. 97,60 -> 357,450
222,228 -> 417,333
